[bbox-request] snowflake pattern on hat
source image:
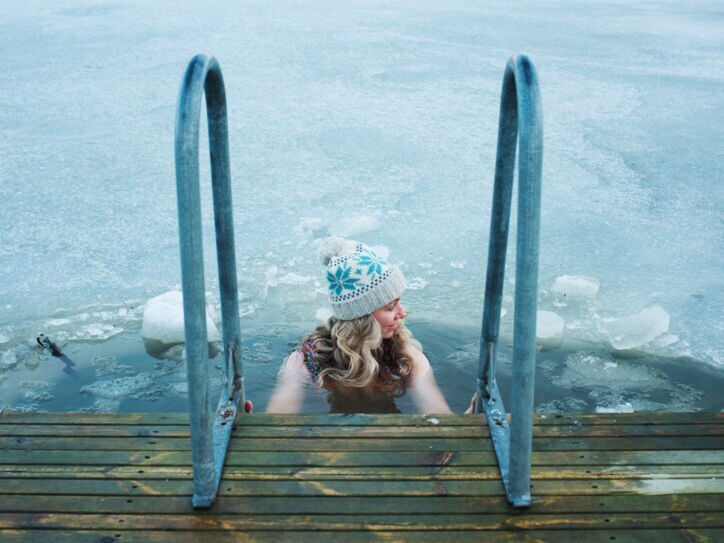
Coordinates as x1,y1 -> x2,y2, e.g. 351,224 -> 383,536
324,240 -> 406,320
326,265 -> 360,296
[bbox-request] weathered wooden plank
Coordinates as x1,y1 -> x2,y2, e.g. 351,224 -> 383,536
3,424 -> 719,450
2,448 -> 722,468
0,412 -> 189,425
0,529 -> 721,543
0,413 -> 475,427
1,411 -> 720,427
1,476 -> 721,497
246,411 -> 721,427
532,412 -> 724,426
0,423 -> 501,439
25,434 -> 722,454
0,424 -> 192,438
1,463 -> 719,481
5,436 -> 497,452
537,424 -> 724,437
0,424 -> 486,438
0,436 -> 724,465
0,511 -> 722,531
0,494 -> 720,515
3,422 -> 722,441
0,449 -> 485,466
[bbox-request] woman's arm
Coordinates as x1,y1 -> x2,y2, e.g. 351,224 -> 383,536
265,351 -> 308,413
406,347 -> 453,414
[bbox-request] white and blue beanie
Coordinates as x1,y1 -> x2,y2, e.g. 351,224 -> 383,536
322,238 -> 407,320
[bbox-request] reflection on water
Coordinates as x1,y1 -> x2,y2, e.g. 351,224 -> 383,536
1,320 -> 721,414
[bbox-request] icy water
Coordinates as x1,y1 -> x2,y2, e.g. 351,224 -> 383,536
1,0 -> 723,413
2,318 -> 721,414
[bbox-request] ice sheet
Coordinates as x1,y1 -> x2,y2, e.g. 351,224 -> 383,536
0,0 -> 721,374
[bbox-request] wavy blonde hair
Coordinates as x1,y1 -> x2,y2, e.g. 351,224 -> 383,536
304,315 -> 414,389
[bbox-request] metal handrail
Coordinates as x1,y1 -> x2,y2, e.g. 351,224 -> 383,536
175,54 -> 245,509
475,55 -> 543,508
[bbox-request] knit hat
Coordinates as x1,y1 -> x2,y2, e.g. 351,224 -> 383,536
321,238 -> 407,320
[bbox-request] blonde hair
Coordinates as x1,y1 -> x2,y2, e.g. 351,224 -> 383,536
305,315 -> 413,389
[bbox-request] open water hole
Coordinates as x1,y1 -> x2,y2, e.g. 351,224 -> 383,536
2,320 -> 721,415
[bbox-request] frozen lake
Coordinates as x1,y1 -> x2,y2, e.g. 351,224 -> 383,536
1,0 -> 722,413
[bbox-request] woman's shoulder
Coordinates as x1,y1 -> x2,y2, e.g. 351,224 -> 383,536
282,349 -> 310,379
405,342 -> 431,384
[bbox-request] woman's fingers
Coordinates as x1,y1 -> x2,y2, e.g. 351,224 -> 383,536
464,393 -> 477,414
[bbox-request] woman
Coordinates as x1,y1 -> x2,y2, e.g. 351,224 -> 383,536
266,238 -> 454,414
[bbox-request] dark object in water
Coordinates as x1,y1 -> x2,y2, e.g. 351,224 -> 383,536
37,334 -> 63,357
36,334 -> 77,375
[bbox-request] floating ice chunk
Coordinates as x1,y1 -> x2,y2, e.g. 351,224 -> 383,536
294,217 -> 326,237
449,261 -> 465,269
76,323 -> 122,341
603,305 -> 670,351
536,310 -> 565,347
172,381 -> 188,395
1,350 -> 18,370
48,318 -> 72,326
554,352 -> 661,391
25,390 -> 53,402
331,215 -> 379,237
551,275 -> 599,302
141,291 -> 220,345
81,372 -> 155,400
596,402 -> 634,413
265,266 -> 279,288
239,304 -> 257,318
651,334 -> 680,348
81,399 -> 121,412
21,381 -> 51,391
92,356 -> 118,375
0,332 -> 9,344
301,217 -> 325,231
278,272 -> 312,285
23,352 -> 40,371
536,311 -> 564,350
407,277 -> 428,290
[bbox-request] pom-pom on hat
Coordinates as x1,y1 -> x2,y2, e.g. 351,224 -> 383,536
321,238 -> 407,320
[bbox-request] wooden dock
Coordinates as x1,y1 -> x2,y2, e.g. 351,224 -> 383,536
0,411 -> 722,542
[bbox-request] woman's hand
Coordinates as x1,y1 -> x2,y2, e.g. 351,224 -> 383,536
464,393 -> 477,414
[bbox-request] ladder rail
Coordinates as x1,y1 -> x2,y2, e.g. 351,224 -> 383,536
476,55 -> 543,508
175,53 -> 245,509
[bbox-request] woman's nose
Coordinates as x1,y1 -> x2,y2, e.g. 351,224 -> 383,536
397,304 -> 407,319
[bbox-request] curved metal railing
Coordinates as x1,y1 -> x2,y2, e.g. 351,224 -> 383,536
476,55 -> 543,508
175,54 -> 245,508
172,51 -> 540,509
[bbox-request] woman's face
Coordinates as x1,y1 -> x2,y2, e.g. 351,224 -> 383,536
372,298 -> 407,339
